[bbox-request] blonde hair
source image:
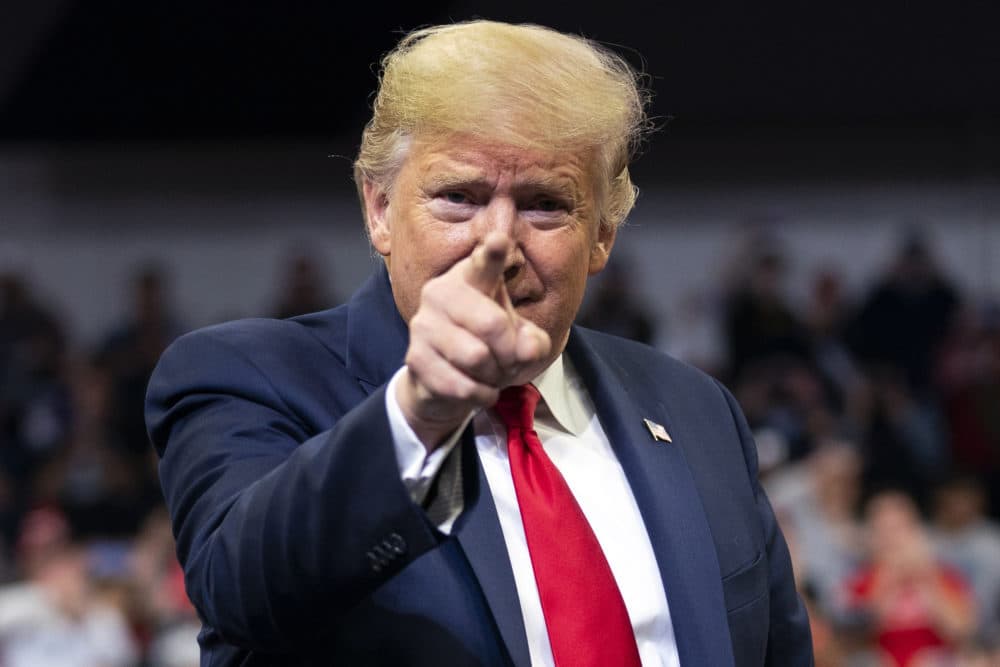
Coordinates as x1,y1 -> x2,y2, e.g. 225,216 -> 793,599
354,20 -> 651,230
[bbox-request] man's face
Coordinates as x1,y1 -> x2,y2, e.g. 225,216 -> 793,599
364,135 -> 616,356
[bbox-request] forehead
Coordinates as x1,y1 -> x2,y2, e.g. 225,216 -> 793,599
401,135 -> 596,192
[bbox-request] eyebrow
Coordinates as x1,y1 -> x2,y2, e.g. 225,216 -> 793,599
422,172 -> 493,192
422,169 -> 581,201
512,175 -> 580,201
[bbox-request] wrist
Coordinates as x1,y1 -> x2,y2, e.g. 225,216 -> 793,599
396,368 -> 472,452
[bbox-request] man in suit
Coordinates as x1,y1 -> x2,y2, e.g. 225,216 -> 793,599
146,21 -> 813,666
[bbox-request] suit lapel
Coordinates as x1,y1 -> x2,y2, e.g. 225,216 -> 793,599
566,329 -> 736,667
453,430 -> 531,667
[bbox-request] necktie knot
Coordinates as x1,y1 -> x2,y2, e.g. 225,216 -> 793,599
494,384 -> 541,431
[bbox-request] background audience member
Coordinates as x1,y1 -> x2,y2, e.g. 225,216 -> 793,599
0,508 -> 138,667
846,232 -> 960,398
844,490 -> 976,667
578,257 -> 657,345
930,475 -> 1000,643
271,249 -> 337,319
768,440 -> 866,617
98,265 -> 182,467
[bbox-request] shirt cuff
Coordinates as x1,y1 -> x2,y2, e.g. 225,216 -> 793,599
385,367 -> 472,505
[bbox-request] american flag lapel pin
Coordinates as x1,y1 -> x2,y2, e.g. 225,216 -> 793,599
643,418 -> 672,443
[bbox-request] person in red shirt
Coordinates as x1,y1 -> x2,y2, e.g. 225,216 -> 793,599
845,490 -> 976,666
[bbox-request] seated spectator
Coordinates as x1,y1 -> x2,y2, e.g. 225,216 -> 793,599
768,440 -> 866,615
844,490 -> 976,667
805,266 -> 862,411
735,358 -> 837,464
578,256 -> 656,344
271,249 -> 337,319
846,230 -> 959,397
724,247 -> 810,381
930,475 -> 1000,642
0,272 -> 71,550
0,508 -> 137,667
856,368 -> 949,508
936,304 -> 1000,517
98,264 -> 182,463
34,356 -> 157,537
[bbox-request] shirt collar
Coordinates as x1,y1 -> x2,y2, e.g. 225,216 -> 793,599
531,353 -> 592,437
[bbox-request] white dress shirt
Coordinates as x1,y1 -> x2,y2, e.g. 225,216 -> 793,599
385,355 -> 680,667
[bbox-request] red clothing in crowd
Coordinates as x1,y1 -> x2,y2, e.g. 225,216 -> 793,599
846,563 -> 972,667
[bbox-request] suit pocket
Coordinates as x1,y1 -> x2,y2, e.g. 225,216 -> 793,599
721,550 -> 767,613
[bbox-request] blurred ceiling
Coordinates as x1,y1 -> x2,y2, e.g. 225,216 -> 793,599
1,0 -> 998,182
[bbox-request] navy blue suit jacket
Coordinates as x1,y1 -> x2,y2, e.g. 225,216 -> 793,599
146,267 -> 813,666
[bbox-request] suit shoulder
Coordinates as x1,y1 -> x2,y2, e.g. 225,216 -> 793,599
147,306 -> 355,442
149,307 -> 352,413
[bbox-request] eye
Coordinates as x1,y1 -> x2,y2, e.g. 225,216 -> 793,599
441,191 -> 471,205
527,197 -> 568,214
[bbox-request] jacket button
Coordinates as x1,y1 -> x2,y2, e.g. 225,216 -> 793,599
366,551 -> 386,573
385,533 -> 407,555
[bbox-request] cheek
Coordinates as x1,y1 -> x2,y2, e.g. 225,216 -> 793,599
395,210 -> 469,263
435,224 -> 482,262
530,233 -> 594,288
392,215 -> 483,293
528,248 -> 593,323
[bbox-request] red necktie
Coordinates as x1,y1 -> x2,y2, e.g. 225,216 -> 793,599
494,385 -> 642,667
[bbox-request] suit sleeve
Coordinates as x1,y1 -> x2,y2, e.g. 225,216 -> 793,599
716,380 -> 815,666
145,328 -> 440,652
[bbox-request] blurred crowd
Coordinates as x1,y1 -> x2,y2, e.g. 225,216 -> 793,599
1,230 -> 998,666
0,252 -> 335,667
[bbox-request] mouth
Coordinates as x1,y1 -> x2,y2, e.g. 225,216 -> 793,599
511,294 -> 540,309
504,275 -> 542,309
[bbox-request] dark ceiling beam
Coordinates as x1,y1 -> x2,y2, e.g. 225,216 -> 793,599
0,0 -> 73,109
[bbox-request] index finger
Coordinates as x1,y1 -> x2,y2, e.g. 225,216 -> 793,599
463,232 -> 512,296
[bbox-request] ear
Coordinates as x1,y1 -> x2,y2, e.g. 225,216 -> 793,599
363,179 -> 392,257
588,222 -> 617,274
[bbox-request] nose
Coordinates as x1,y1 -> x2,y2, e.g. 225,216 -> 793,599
480,197 -> 524,278
483,196 -> 517,237
503,243 -> 526,282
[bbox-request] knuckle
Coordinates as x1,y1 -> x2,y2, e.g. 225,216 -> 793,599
477,311 -> 509,338
424,374 -> 450,399
459,339 -> 491,369
452,378 -> 475,402
491,330 -> 517,361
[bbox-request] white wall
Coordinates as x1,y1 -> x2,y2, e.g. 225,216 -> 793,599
2,147 -> 997,347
